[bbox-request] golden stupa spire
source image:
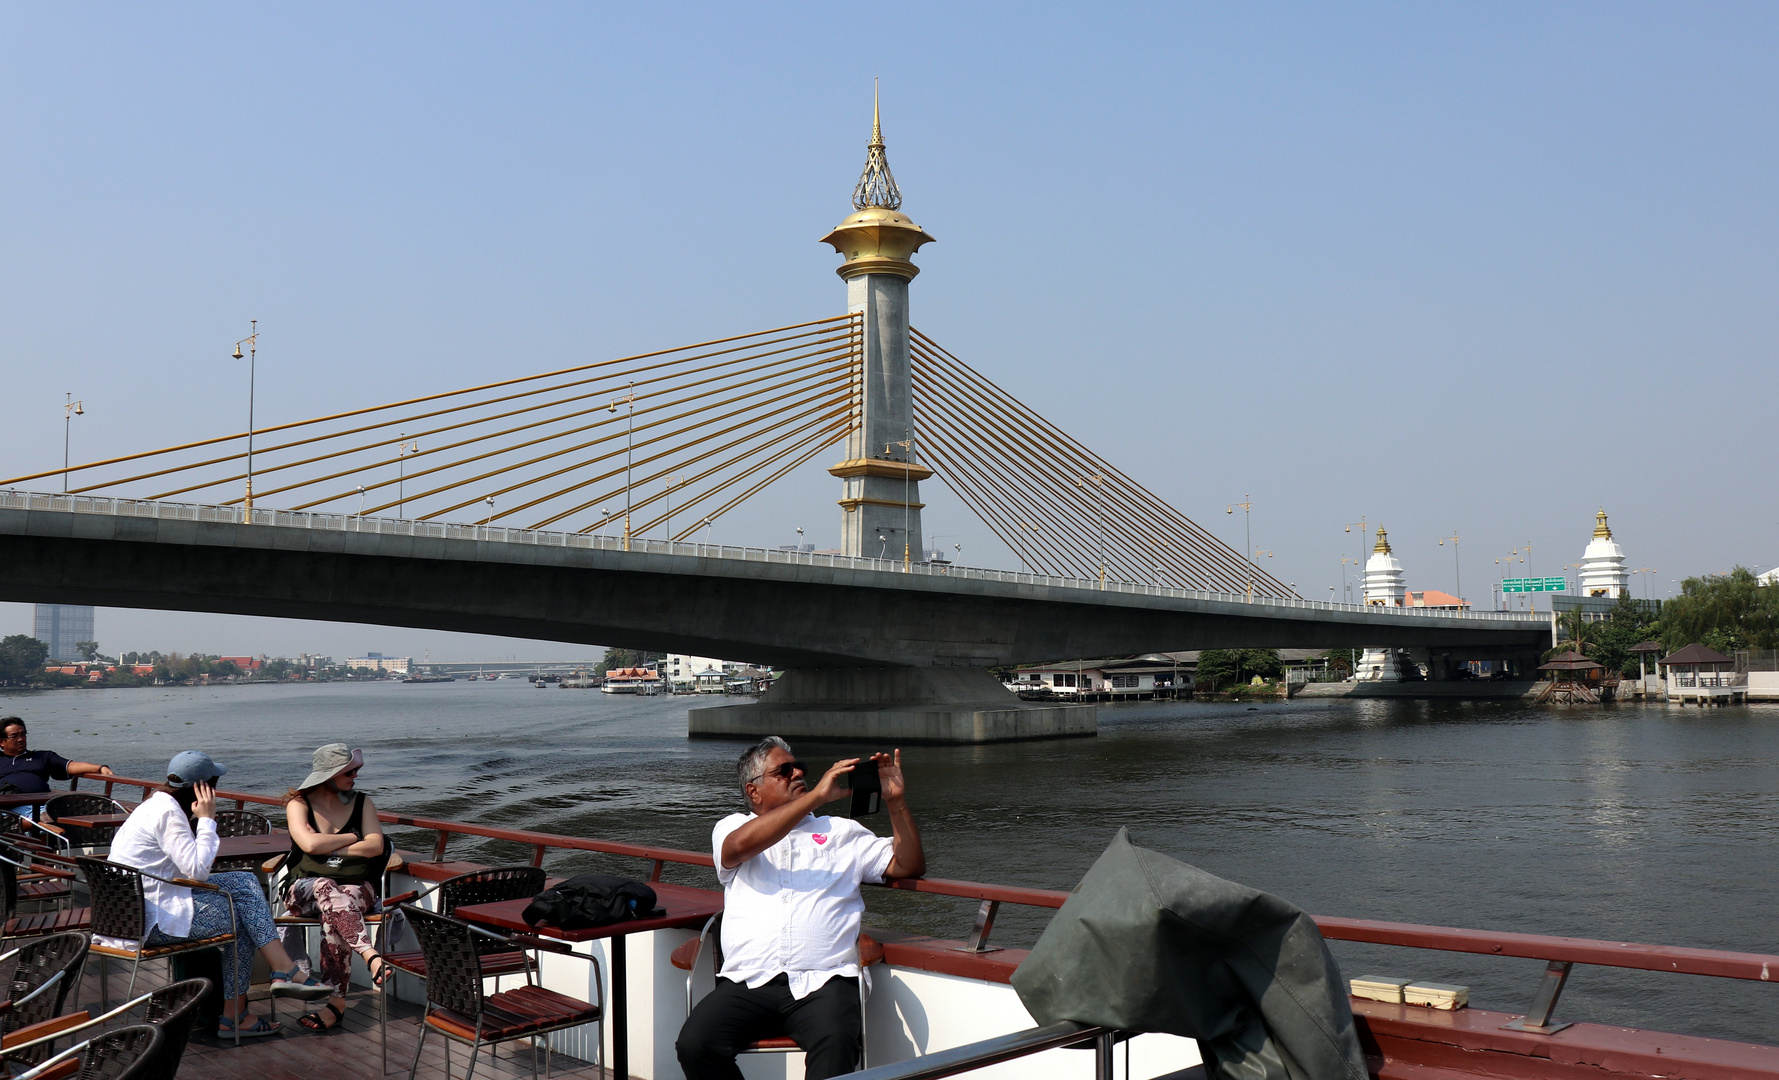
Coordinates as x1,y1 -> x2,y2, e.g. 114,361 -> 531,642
852,79 -> 902,211
1594,508 -> 1612,540
1373,525 -> 1392,555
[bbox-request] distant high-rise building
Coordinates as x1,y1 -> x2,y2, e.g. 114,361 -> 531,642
33,605 -> 95,662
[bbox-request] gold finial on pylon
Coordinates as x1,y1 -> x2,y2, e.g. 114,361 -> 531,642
1593,508 -> 1612,540
823,82 -> 934,280
871,78 -> 883,149
1373,526 -> 1392,555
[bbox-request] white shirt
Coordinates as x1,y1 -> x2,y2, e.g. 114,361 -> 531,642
100,791 -> 219,945
712,812 -> 894,1000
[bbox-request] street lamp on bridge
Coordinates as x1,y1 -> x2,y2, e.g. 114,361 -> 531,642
1437,532 -> 1460,604
610,384 -> 635,551
62,394 -> 84,493
1229,495 -> 1253,599
230,320 -> 259,512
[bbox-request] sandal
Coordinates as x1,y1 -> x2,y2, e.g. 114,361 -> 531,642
268,967 -> 334,1000
297,1003 -> 344,1033
364,952 -> 392,988
218,1012 -> 283,1038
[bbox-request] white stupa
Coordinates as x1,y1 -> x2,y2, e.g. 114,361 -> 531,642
1357,526 -> 1406,681
1577,509 -> 1629,598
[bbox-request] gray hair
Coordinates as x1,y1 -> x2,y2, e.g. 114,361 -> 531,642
737,736 -> 791,799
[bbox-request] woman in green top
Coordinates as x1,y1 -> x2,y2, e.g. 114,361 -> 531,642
282,743 -> 391,1031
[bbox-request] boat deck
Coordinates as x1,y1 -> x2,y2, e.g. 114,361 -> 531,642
59,960 -> 618,1080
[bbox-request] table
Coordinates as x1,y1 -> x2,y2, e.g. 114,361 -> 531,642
212,830 -> 290,872
48,813 -> 131,831
0,793 -> 53,812
456,881 -> 723,1080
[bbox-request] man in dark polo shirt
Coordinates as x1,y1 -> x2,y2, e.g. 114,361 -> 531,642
0,716 -> 113,798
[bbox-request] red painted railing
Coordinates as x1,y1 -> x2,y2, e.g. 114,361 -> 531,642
98,774 -> 1779,979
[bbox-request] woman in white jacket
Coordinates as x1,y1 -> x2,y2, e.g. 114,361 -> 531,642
106,750 -> 331,1037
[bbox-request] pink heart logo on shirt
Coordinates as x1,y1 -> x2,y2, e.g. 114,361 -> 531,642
812,833 -> 828,845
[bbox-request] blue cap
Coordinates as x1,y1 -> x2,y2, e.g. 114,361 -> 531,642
166,751 -> 227,788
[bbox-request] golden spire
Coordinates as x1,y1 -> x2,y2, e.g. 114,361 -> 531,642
822,83 -> 933,281
852,79 -> 902,211
1593,508 -> 1612,540
1373,525 -> 1392,555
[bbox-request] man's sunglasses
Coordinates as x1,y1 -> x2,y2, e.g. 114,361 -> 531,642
1,731 -> 26,741
749,760 -> 807,785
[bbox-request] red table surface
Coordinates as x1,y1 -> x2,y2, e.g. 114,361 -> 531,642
51,813 -> 132,828
455,881 -> 723,942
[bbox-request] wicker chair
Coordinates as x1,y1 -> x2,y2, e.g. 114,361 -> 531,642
2,978 -> 209,1080
0,847 -> 87,945
42,795 -> 129,849
400,905 -> 602,1080
75,857 -> 239,1044
0,932 -> 89,1069
18,1023 -> 162,1080
669,914 -> 883,1070
212,810 -> 272,838
378,866 -> 544,1073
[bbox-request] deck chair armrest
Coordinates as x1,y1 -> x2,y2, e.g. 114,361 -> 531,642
2,1011 -> 93,1053
507,933 -> 576,956
26,866 -> 76,881
383,890 -> 420,906
386,850 -> 406,874
261,853 -> 286,875
29,822 -> 64,836
169,876 -> 221,891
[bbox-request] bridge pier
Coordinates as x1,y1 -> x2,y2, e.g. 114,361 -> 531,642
687,667 -> 1097,744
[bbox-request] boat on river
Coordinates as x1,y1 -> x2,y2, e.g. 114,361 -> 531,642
31,770 -> 1776,1080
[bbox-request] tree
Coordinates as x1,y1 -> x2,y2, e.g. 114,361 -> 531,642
1196,648 -> 1284,688
1661,567 -> 1779,652
74,641 -> 100,663
597,648 -> 665,674
0,635 -> 49,686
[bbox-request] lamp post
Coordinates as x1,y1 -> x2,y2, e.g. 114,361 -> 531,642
1632,566 -> 1655,601
887,437 -> 914,570
230,320 -> 259,512
356,486 -> 366,517
1437,532 -> 1460,607
397,435 -> 419,517
1229,495 -> 1253,598
663,474 -> 678,541
1340,556 -> 1360,604
1079,472 -> 1105,587
483,496 -> 496,527
62,394 -> 85,492
1522,541 -> 1536,615
796,526 -> 804,551
609,384 -> 635,551
1342,518 -> 1367,603
702,516 -> 714,547
1496,552 -> 1523,611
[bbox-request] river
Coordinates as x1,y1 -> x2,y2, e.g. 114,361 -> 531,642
2,681 -> 1774,1044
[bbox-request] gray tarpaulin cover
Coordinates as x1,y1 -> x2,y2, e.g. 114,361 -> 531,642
1011,829 -> 1367,1080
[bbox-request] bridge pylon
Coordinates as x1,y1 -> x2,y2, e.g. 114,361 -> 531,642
822,91 -> 934,566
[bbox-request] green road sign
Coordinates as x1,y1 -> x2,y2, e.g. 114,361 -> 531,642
1501,577 -> 1567,593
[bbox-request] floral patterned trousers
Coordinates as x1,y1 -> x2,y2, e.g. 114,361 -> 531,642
282,876 -> 377,993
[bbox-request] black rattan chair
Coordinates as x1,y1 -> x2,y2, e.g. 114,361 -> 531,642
18,1022 -> 162,1080
0,840 -> 78,927
2,977 -> 210,1080
42,795 -> 129,849
378,866 -> 545,1073
75,857 -> 237,1040
0,931 -> 90,1068
212,810 -> 272,838
401,905 -> 602,1080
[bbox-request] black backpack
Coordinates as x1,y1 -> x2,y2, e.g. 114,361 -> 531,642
521,872 -> 664,931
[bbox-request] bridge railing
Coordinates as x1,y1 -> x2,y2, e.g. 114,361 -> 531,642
0,488 -> 1540,623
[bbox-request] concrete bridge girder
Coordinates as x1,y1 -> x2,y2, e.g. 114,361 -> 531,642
0,508 -> 1550,671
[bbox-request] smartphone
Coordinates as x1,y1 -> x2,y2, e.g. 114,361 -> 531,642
848,758 -> 882,817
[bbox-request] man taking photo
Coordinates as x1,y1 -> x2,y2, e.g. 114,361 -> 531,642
677,736 -> 925,1080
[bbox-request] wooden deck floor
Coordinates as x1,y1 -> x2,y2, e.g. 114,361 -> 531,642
67,960 -> 616,1080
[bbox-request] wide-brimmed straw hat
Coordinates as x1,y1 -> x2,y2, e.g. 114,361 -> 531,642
299,743 -> 363,790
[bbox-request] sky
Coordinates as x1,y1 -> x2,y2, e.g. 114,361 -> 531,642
2,3 -> 1775,661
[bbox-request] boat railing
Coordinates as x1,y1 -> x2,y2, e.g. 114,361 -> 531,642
840,1021 -> 1116,1080
95,773 -> 1779,992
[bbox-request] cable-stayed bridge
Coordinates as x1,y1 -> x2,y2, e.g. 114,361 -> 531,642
0,107 -> 1544,741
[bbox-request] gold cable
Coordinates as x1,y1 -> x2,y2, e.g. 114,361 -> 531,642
7,314 -> 856,489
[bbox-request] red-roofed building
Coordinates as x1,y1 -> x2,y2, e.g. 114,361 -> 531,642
216,656 -> 262,671
1402,589 -> 1469,610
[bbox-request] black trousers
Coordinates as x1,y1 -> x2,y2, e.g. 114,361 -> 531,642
676,973 -> 862,1080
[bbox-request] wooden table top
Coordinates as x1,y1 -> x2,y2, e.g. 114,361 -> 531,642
51,813 -> 131,828
455,881 -> 723,942
0,793 -> 54,809
215,830 -> 290,860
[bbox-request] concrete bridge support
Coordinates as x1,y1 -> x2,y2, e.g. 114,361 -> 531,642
687,667 -> 1096,744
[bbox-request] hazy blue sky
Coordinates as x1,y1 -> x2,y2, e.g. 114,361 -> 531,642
2,4 -> 1775,661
